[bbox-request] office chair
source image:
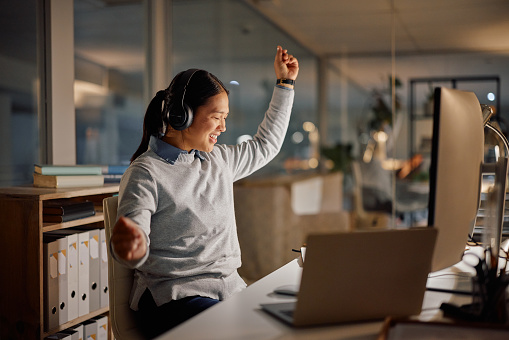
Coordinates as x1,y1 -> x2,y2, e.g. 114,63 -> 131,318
103,196 -> 145,339
351,161 -> 390,229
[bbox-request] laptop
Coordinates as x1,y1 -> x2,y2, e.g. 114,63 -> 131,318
261,227 -> 437,327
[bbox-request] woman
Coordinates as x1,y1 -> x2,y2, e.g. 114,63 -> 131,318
111,45 -> 298,337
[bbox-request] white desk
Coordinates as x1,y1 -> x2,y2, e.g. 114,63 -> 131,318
157,257 -> 475,340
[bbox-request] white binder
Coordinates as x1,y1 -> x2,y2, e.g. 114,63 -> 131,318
54,236 -> 68,325
43,238 -> 59,330
99,229 -> 109,308
55,329 -> 79,340
46,231 -> 79,321
65,233 -> 79,321
68,324 -> 83,340
88,229 -> 101,312
92,315 -> 108,340
82,319 -> 98,340
77,231 -> 90,317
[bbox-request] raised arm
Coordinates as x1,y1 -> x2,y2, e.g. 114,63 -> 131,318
274,45 -> 299,84
217,45 -> 299,181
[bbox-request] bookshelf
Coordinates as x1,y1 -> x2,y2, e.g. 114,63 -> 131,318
0,184 -> 119,339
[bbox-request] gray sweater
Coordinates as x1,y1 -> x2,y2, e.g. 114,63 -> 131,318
117,86 -> 294,310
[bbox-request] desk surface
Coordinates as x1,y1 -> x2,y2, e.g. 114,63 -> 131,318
157,257 -> 476,340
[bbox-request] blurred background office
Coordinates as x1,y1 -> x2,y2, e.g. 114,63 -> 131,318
2,0 -> 509,230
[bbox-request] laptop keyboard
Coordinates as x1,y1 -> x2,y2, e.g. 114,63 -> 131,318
281,309 -> 294,318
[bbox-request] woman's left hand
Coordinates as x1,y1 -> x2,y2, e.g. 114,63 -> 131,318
274,45 -> 299,81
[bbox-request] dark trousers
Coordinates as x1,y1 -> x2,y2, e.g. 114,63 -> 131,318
136,289 -> 220,339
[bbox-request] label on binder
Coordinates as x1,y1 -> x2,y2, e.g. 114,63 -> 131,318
58,250 -> 66,275
101,239 -> 107,263
50,253 -> 58,279
90,235 -> 99,259
69,242 -> 77,268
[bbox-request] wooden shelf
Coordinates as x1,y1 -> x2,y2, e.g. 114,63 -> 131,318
43,307 -> 109,338
0,184 -> 119,339
42,211 -> 105,232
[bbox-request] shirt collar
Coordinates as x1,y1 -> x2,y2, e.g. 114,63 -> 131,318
149,135 -> 205,164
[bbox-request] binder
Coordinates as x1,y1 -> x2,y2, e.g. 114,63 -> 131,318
46,231 -> 79,321
77,231 -> 90,317
92,315 -> 108,340
56,329 -> 79,340
88,229 -> 101,312
99,229 -> 109,308
65,233 -> 79,321
68,324 -> 83,340
82,319 -> 98,340
54,236 -> 69,325
43,238 -> 59,330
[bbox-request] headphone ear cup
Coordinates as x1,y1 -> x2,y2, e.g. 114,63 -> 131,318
169,102 -> 193,131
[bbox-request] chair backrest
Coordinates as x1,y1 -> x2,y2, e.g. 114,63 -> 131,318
103,196 -> 145,339
351,161 -> 389,229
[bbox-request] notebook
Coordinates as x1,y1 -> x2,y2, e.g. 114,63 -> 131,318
261,227 -> 437,327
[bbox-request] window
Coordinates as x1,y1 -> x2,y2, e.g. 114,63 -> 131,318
0,0 -> 38,186
74,0 -> 145,166
172,0 -> 318,176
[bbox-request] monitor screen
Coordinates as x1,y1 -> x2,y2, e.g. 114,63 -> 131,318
428,87 -> 484,272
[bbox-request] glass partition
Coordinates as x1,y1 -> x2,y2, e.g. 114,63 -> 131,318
172,0 -> 318,176
0,0 -> 38,186
74,0 -> 145,166
68,0 -> 509,229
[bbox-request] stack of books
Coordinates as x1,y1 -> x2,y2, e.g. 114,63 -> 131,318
33,164 -> 105,188
43,200 -> 96,223
101,165 -> 129,183
33,164 -> 129,188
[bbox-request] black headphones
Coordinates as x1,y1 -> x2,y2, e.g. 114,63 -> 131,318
168,68 -> 200,131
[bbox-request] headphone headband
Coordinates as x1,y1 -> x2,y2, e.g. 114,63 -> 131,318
168,68 -> 201,131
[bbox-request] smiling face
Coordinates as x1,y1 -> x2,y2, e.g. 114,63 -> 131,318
173,91 -> 229,152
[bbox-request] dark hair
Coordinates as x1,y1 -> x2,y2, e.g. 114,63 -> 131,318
130,70 -> 229,163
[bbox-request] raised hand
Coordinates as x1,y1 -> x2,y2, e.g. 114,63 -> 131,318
274,45 -> 299,81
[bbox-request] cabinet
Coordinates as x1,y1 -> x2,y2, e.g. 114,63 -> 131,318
407,76 -> 502,228
408,76 -> 500,160
0,184 -> 119,339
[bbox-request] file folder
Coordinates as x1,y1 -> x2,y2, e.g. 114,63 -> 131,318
67,324 -> 83,340
56,329 -> 79,340
82,319 -> 97,340
54,236 -> 69,325
92,315 -> 108,340
99,229 -> 109,309
43,238 -> 59,330
88,229 -> 101,312
65,233 -> 79,321
77,231 -> 90,317
46,230 -> 79,321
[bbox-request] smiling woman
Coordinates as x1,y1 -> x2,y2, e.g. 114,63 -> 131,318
171,91 -> 229,153
127,69 -> 230,163
160,73 -> 230,153
110,46 -> 299,338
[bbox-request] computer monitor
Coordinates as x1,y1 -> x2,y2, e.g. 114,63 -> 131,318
428,87 -> 484,272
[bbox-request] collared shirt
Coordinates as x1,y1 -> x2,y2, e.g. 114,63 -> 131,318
117,86 -> 295,310
149,135 -> 205,165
